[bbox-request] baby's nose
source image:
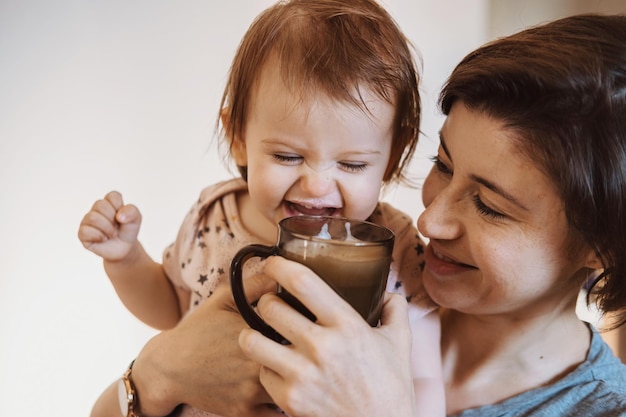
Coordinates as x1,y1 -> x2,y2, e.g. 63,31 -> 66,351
299,163 -> 336,197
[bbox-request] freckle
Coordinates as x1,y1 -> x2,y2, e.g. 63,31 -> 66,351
540,356 -> 544,360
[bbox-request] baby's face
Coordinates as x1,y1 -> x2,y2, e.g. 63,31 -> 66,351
234,63 -> 395,242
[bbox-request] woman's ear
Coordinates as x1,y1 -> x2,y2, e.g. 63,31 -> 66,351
583,250 -> 603,270
221,108 -> 247,166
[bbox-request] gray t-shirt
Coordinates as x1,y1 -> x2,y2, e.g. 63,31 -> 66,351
452,324 -> 626,417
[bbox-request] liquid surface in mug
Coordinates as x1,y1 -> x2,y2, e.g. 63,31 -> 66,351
280,239 -> 391,326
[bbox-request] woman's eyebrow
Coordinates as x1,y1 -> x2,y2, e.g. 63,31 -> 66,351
470,174 -> 529,210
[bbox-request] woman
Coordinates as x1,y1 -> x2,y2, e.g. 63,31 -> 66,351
239,13 -> 626,416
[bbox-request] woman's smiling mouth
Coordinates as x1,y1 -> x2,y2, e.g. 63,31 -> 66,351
424,243 -> 477,275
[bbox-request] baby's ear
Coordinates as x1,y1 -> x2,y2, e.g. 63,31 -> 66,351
231,140 -> 247,166
220,108 -> 247,166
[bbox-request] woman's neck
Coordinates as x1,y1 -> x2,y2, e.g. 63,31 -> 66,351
440,306 -> 591,414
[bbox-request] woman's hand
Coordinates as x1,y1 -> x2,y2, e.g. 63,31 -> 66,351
238,256 -> 418,417
130,272 -> 284,417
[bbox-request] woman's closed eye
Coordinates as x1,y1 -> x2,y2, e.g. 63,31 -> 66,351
430,155 -> 506,220
430,155 -> 452,175
472,195 -> 505,219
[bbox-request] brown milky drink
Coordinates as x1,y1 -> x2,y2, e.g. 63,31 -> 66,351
279,237 -> 391,326
231,216 -> 395,344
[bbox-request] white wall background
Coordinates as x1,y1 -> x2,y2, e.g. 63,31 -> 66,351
0,1 -> 623,416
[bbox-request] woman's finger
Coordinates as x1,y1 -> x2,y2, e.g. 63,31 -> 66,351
212,270 -> 277,314
238,326 -> 304,378
263,256 -> 363,328
255,291 -> 319,346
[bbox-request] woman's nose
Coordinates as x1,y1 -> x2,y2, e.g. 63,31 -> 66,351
417,187 -> 463,241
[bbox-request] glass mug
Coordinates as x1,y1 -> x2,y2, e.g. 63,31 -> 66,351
230,215 -> 395,344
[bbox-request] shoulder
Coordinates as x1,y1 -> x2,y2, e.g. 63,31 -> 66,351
197,178 -> 247,203
374,202 -> 435,312
533,328 -> 626,415
586,327 -> 626,387
170,178 -> 247,242
370,202 -> 425,256
369,201 -> 415,234
191,178 -> 247,218
452,327 -> 626,417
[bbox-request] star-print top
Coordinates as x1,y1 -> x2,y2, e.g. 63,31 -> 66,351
162,178 -> 436,417
163,177 -> 434,318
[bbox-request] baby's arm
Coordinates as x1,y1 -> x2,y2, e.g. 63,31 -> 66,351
409,308 -> 446,417
78,191 -> 182,329
381,208 -> 445,415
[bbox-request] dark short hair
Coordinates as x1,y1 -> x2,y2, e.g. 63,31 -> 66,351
440,14 -> 626,329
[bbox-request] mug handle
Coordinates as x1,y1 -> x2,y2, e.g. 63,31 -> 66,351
230,244 -> 288,344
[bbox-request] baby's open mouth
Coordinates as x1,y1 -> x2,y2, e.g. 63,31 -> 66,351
288,202 -> 338,217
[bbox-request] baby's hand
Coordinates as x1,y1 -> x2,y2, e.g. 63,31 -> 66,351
77,191 -> 142,262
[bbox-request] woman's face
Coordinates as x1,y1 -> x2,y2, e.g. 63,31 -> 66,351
418,102 -> 597,317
